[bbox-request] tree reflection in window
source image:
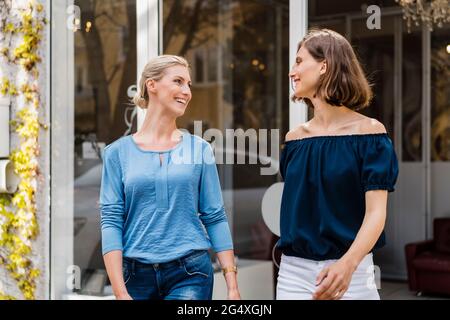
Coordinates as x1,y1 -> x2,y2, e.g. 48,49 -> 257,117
431,27 -> 450,162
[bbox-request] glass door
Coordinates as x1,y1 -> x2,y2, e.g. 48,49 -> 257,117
51,0 -> 138,299
161,0 -> 290,262
430,25 -> 450,232
308,1 -> 429,280
73,0 -> 138,297
159,2 -> 293,298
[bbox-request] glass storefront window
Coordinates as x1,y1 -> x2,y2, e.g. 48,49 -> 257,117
402,25 -> 423,162
351,17 -> 396,140
73,0 -> 137,296
431,26 -> 450,162
308,2 -> 396,139
47,0 -> 448,299
162,0 -> 290,262
309,0 -> 397,17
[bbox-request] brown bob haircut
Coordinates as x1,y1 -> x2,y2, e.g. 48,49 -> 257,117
293,28 -> 373,110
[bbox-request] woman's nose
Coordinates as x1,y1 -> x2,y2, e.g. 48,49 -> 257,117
182,89 -> 191,99
181,84 -> 191,93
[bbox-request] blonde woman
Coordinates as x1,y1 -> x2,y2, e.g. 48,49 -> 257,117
100,55 -> 240,300
277,29 -> 399,300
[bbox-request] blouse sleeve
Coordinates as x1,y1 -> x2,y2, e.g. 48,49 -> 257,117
198,141 -> 234,252
360,135 -> 399,192
99,145 -> 125,255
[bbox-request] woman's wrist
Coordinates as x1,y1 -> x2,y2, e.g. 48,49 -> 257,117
116,292 -> 129,298
221,265 -> 237,276
341,253 -> 362,271
113,285 -> 129,297
224,272 -> 239,291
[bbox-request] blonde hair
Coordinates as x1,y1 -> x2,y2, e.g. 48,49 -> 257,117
133,55 -> 190,109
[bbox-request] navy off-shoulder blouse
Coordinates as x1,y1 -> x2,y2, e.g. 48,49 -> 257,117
278,133 -> 399,261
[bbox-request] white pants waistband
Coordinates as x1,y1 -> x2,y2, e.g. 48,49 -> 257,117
276,253 -> 380,300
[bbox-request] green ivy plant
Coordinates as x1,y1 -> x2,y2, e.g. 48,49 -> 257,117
0,0 -> 47,300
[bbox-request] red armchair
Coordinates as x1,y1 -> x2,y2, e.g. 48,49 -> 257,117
405,218 -> 450,296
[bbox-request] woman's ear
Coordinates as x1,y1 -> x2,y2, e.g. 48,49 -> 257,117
146,79 -> 157,94
319,61 -> 327,75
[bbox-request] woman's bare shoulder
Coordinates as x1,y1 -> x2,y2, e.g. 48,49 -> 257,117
285,121 -> 313,142
356,116 -> 387,135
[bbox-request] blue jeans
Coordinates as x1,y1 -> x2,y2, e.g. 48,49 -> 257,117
123,250 -> 214,300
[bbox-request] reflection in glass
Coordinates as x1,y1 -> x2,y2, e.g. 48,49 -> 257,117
163,0 -> 289,260
352,17 -> 395,141
308,0 -> 397,17
402,28 -> 422,161
431,27 -> 450,161
73,0 -> 137,296
308,5 -> 396,140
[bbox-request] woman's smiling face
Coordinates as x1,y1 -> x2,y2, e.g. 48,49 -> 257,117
148,65 -> 192,116
289,45 -> 326,100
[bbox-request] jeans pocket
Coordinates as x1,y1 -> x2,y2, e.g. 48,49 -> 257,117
182,251 -> 211,278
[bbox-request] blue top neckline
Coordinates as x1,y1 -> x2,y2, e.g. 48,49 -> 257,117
129,131 -> 188,153
285,132 -> 389,144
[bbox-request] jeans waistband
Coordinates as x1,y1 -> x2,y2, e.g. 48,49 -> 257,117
123,250 -> 208,271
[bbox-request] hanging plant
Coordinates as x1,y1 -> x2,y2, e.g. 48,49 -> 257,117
0,0 -> 47,300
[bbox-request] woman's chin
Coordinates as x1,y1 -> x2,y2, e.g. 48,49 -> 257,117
172,107 -> 186,117
294,92 -> 307,100
295,90 -> 313,101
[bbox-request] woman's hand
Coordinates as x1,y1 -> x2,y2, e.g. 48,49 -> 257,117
227,288 -> 241,300
103,251 -> 133,301
313,258 -> 357,300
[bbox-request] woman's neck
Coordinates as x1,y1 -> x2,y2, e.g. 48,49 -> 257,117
136,104 -> 180,143
310,98 -> 353,130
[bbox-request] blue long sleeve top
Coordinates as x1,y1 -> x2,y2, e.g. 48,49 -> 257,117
99,131 -> 233,264
278,133 -> 399,261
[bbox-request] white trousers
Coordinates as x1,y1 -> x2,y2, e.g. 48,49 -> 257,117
276,253 -> 380,300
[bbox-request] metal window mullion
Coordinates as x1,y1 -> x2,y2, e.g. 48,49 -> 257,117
394,17 -> 402,159
422,26 -> 431,239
